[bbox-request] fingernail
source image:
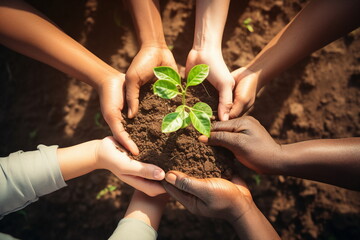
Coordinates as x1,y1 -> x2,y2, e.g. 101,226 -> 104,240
128,108 -> 133,118
165,173 -> 177,185
154,169 -> 165,180
198,135 -> 209,143
223,112 -> 229,121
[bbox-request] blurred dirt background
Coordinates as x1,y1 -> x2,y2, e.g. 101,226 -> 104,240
0,0 -> 360,239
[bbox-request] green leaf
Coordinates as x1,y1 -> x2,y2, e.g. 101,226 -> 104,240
162,112 -> 183,133
189,109 -> 211,137
153,80 -> 180,99
187,64 -> 209,87
153,66 -> 181,85
193,102 -> 213,117
176,105 -> 191,128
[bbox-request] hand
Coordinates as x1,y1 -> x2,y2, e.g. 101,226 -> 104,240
126,46 -> 177,118
186,48 -> 235,121
229,67 -> 259,118
96,137 -> 166,196
162,170 -> 253,223
199,116 -> 283,175
98,73 -> 139,155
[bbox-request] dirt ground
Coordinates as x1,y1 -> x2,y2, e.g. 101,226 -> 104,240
1,0 -> 360,239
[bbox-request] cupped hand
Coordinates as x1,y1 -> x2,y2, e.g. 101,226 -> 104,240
96,137 -> 166,196
229,67 -> 259,118
98,73 -> 139,155
186,49 -> 235,121
126,46 -> 177,118
199,116 -> 283,175
162,170 -> 253,223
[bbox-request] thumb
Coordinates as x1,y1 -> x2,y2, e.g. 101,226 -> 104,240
121,160 -> 165,181
165,171 -> 208,200
199,131 -> 240,153
218,85 -> 234,121
125,73 -> 141,119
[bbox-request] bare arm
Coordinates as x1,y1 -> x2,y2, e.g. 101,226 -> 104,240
248,0 -> 360,86
201,117 -> 360,191
281,138 -> 360,190
0,0 -> 139,155
186,0 -> 234,121
230,0 -> 360,117
125,0 -> 177,118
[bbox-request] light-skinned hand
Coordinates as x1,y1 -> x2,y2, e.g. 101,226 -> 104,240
229,67 -> 259,118
96,137 -> 166,196
186,48 -> 235,121
126,46 -> 177,118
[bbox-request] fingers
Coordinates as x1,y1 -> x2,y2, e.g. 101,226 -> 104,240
199,131 -> 240,152
125,73 -> 140,119
218,84 -> 234,121
106,114 -> 139,155
162,180 -> 199,211
119,174 -> 166,197
120,159 -> 165,181
164,171 -> 208,200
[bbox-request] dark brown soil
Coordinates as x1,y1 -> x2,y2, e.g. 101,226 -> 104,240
128,81 -> 234,179
1,0 -> 360,239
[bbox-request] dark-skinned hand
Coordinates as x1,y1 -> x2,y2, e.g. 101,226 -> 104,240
162,170 -> 253,223
199,116 -> 283,175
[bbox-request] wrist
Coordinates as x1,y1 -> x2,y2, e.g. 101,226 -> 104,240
139,42 -> 169,50
229,200 -> 257,226
192,33 -> 222,51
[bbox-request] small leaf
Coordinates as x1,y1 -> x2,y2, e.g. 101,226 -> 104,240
193,102 -> 213,117
153,80 -> 180,99
187,64 -> 209,87
176,106 -> 191,128
162,112 -> 183,133
243,17 -> 252,25
153,66 -> 181,85
189,109 -> 211,137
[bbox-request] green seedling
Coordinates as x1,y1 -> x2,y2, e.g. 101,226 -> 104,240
96,184 -> 117,200
153,64 -> 212,137
243,17 -> 254,32
252,174 -> 261,186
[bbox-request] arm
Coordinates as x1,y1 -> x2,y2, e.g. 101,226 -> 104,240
0,137 -> 165,218
0,0 -> 138,155
58,137 -> 166,196
230,0 -> 360,117
108,190 -> 168,240
200,117 -> 360,190
186,0 -> 234,121
126,0 -> 177,118
162,171 -> 280,240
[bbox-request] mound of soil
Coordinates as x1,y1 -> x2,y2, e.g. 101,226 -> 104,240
127,82 -> 234,179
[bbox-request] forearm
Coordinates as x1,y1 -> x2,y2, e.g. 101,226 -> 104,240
232,203 -> 280,240
280,138 -> 360,190
57,140 -> 100,181
247,0 -> 360,87
124,190 -> 168,230
0,0 -> 119,89
193,0 -> 230,50
128,0 -> 167,48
